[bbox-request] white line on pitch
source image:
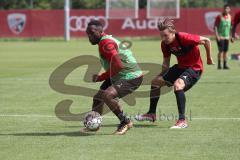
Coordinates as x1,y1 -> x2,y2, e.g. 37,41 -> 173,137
0,114 -> 240,120
191,117 -> 240,120
0,114 -> 56,118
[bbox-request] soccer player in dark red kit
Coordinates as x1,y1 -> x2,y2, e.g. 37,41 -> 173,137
135,18 -> 214,129
82,20 -> 143,135
231,11 -> 240,42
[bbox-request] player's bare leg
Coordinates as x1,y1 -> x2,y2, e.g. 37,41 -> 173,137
80,91 -> 104,133
170,78 -> 188,129
92,90 -> 105,115
80,90 -> 108,133
102,86 -> 132,135
135,76 -> 166,122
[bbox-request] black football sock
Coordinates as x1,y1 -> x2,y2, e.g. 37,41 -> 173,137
117,112 -> 130,123
174,90 -> 186,120
148,86 -> 160,114
218,60 -> 221,69
102,93 -> 129,123
223,60 -> 228,68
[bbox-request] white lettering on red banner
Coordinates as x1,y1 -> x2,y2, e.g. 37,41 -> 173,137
70,16 -> 108,32
121,18 -> 158,30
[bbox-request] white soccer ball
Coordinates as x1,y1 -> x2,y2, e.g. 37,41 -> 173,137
83,111 -> 102,131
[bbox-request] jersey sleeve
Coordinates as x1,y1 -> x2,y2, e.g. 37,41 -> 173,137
233,11 -> 240,26
214,15 -> 221,28
99,39 -> 118,62
97,39 -> 123,81
161,42 -> 171,58
178,32 -> 200,46
232,12 -> 240,38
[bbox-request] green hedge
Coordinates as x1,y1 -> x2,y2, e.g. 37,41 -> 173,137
0,0 -> 239,10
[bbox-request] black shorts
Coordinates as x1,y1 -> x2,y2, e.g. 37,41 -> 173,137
217,39 -> 229,52
162,64 -> 201,91
99,76 -> 143,98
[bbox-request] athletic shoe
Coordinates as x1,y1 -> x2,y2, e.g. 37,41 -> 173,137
223,66 -> 230,69
135,113 -> 156,122
113,121 -> 133,135
170,119 -> 188,129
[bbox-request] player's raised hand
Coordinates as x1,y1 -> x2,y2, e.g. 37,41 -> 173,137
207,57 -> 215,65
92,74 -> 99,82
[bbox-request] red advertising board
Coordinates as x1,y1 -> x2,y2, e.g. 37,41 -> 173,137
0,8 -> 239,38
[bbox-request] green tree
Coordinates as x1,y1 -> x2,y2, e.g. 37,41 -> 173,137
50,0 -> 64,9
33,0 -> 50,9
139,0 -> 147,8
0,0 -> 29,10
0,0 -> 240,10
71,0 -> 105,9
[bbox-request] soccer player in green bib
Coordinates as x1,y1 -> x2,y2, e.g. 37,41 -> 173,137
83,20 -> 143,135
214,4 -> 232,69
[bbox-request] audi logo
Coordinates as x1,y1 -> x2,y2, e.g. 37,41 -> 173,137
70,16 -> 108,32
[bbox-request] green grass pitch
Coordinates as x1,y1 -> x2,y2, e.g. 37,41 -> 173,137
0,38 -> 240,160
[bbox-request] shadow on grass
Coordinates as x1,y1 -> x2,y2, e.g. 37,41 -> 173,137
66,123 -> 159,128
0,124 -> 161,137
0,131 -> 88,137
134,124 -> 159,128
0,131 -> 113,137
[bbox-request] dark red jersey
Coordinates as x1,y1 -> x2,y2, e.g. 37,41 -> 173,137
233,11 -> 240,26
161,32 -> 203,71
97,33 -> 123,81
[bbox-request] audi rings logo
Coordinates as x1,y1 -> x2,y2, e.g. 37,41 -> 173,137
70,16 -> 108,32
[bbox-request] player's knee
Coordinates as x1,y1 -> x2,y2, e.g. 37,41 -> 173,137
102,91 -> 114,102
151,77 -> 165,87
174,79 -> 185,91
151,79 -> 158,86
93,92 -> 103,101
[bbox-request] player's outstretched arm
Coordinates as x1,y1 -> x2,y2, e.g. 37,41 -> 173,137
199,36 -> 215,65
231,24 -> 237,42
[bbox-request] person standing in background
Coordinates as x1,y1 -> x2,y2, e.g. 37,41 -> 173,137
214,4 -> 232,69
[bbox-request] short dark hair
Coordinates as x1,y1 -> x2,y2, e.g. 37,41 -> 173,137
87,20 -> 103,28
224,4 -> 230,9
157,18 -> 176,33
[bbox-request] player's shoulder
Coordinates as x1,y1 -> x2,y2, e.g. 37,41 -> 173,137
99,36 -> 118,53
237,11 -> 240,17
177,32 -> 187,36
177,32 -> 192,39
99,36 -> 117,48
177,32 -> 200,43
233,11 -> 240,23
99,37 -> 116,46
178,32 -> 199,37
215,14 -> 221,20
